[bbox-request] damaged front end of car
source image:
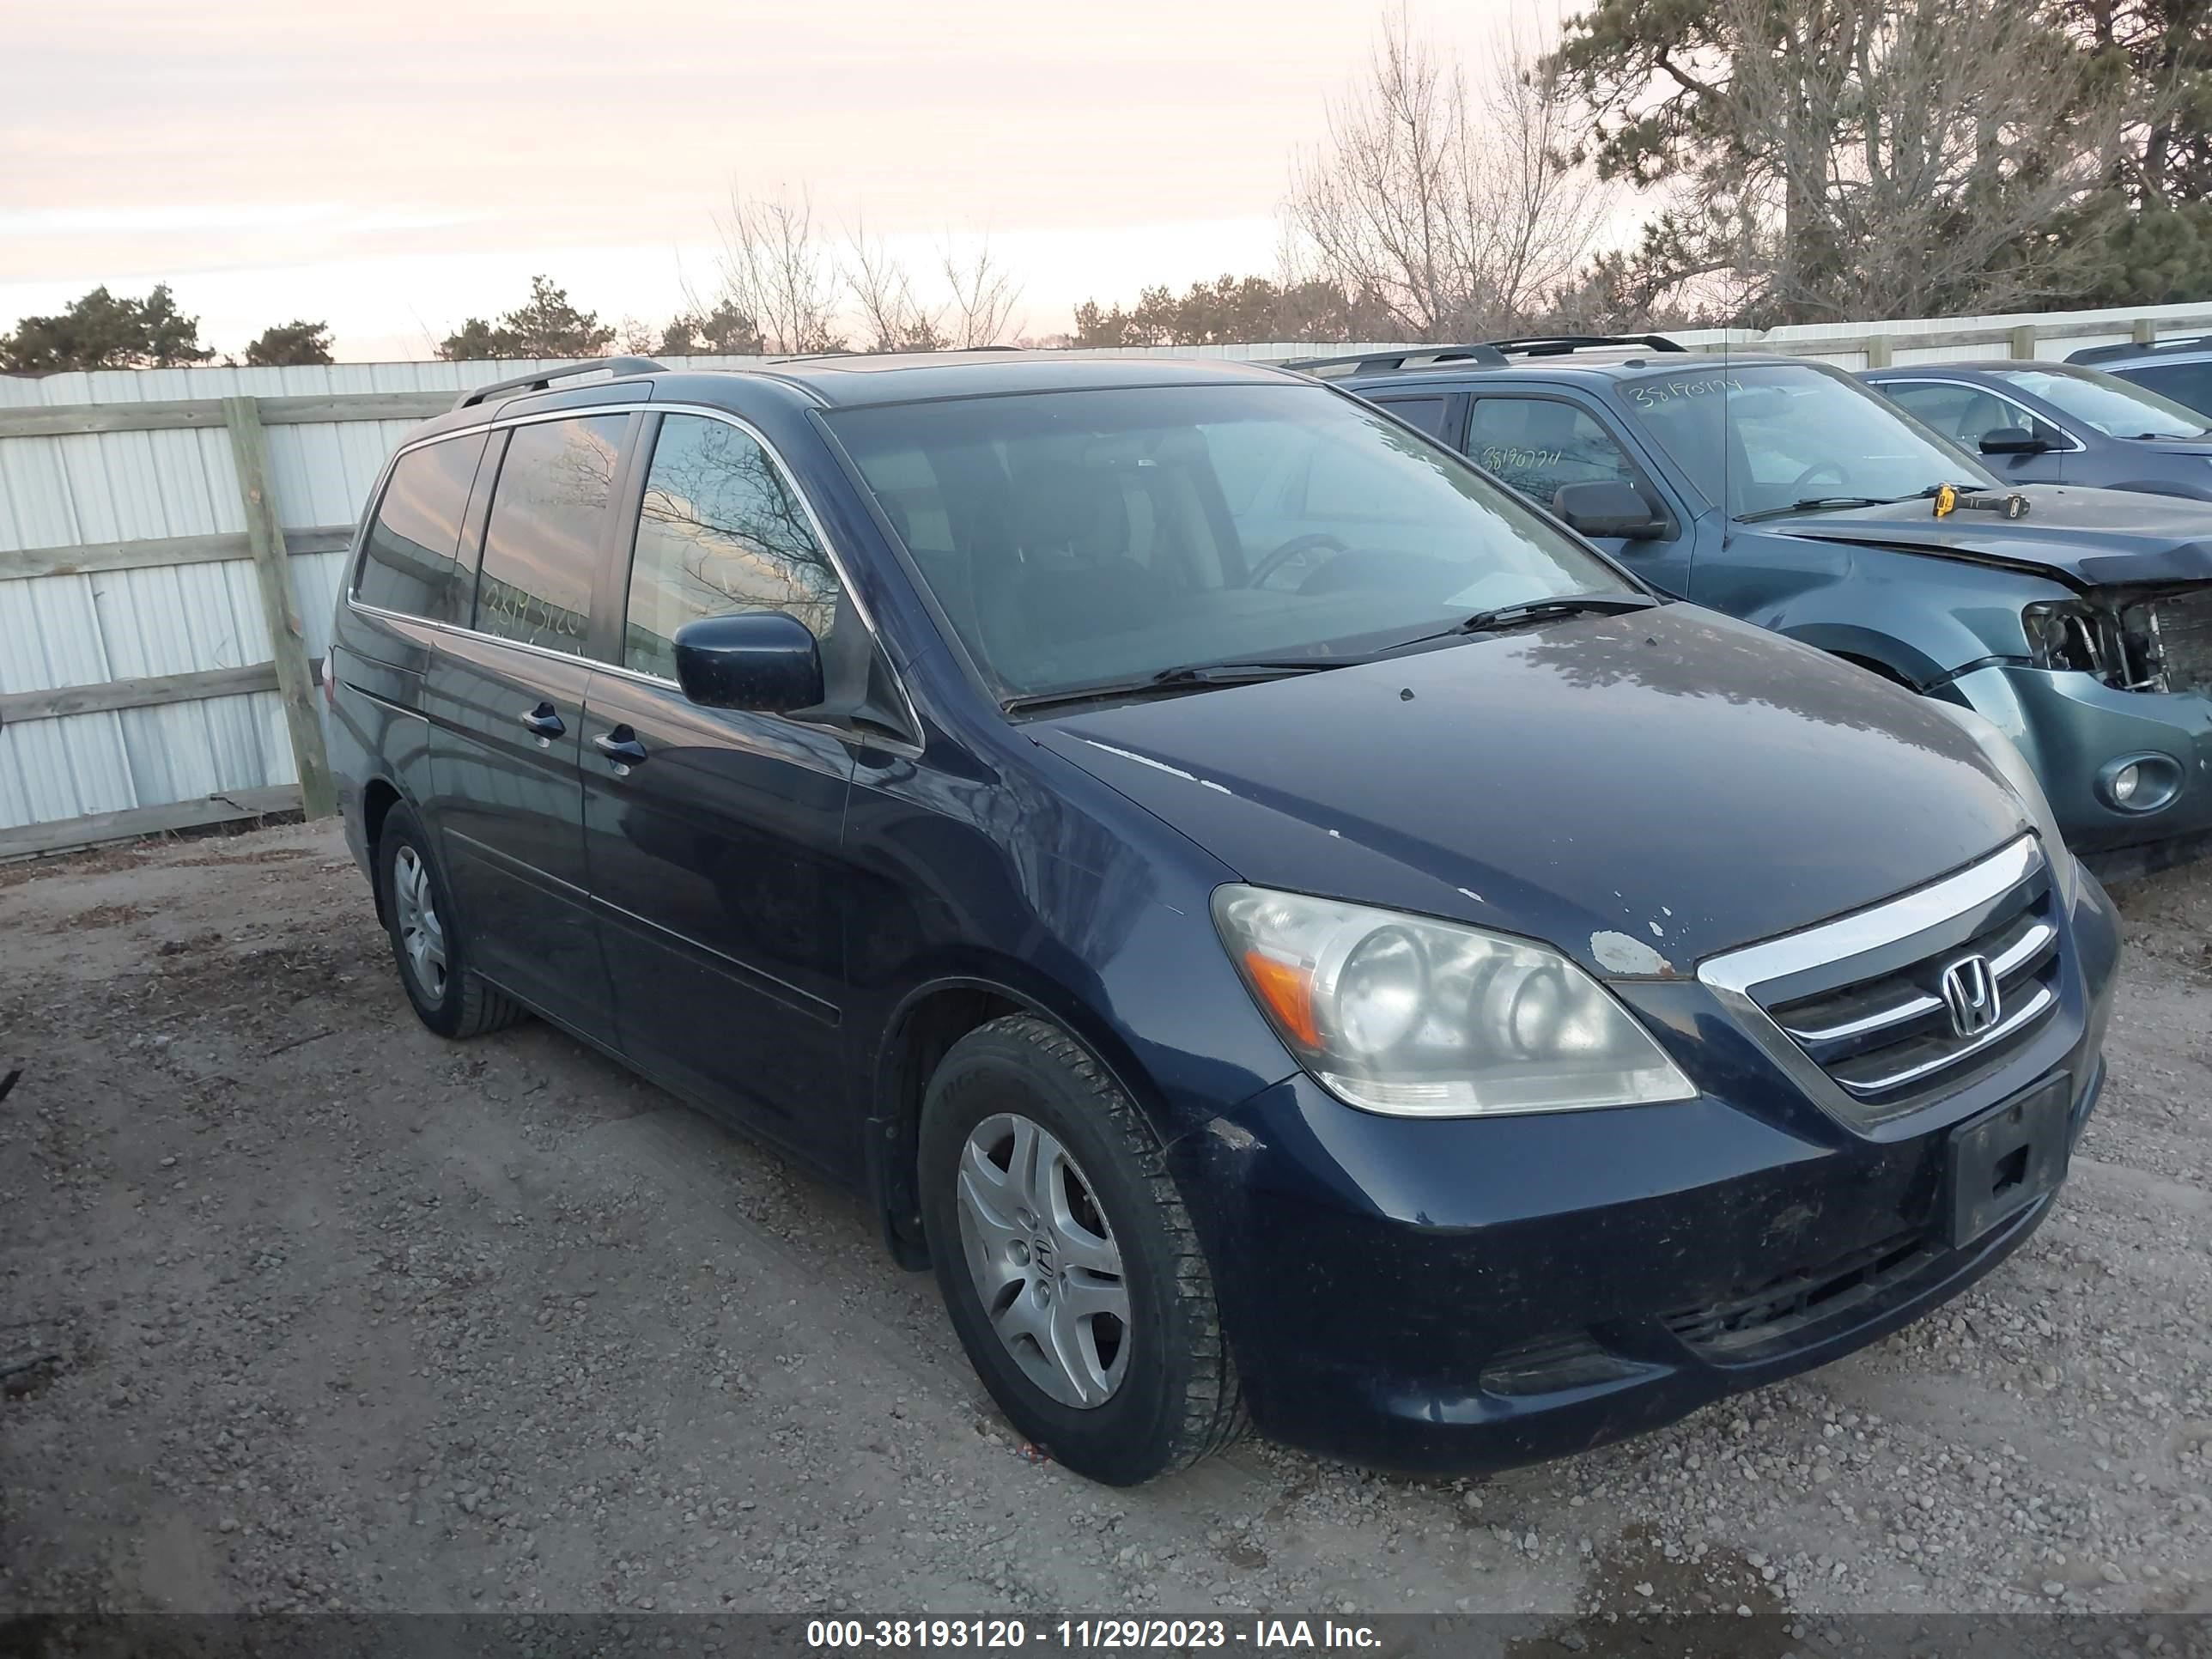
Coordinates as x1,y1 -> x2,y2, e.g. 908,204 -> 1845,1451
2023,585 -> 2212,698
1948,578 -> 2212,869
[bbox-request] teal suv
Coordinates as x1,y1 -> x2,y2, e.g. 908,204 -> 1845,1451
1310,338 -> 2212,869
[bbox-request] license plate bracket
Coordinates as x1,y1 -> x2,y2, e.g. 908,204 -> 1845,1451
1945,1075 -> 2072,1249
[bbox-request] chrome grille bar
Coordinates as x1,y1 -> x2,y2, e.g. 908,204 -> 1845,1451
1832,983 -> 2057,1096
1699,836 -> 2065,1127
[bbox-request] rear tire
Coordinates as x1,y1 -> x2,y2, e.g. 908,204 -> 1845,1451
376,804 -> 522,1040
919,1014 -> 1245,1485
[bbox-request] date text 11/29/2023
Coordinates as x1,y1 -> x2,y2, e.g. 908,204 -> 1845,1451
805,1619 -> 1382,1650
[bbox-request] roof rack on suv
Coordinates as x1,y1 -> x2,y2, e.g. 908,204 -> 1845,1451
1285,344 -> 1510,380
2068,336 -> 2212,366
1287,334 -> 1690,380
453,356 -> 665,411
1486,335 -> 1687,357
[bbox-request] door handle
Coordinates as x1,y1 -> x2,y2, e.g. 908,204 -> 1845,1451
520,702 -> 564,739
592,726 -> 649,765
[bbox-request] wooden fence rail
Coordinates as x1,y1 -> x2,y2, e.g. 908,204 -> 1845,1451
0,385 -> 436,857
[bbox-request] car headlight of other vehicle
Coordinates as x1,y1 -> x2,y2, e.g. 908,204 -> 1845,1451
1211,885 -> 1698,1117
1927,701 -> 2078,899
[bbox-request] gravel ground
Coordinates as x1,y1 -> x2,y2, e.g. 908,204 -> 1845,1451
1,821 -> 2207,1625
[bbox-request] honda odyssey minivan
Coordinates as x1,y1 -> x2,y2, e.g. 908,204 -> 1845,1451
328,351 -> 2120,1486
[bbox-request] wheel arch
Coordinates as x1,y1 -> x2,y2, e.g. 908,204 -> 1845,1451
361,776 -> 405,925
866,967 -> 1168,1271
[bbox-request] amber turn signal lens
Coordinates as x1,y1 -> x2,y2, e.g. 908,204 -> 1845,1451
1243,950 -> 1320,1048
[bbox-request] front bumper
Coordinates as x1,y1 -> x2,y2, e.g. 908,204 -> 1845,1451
1166,865 -> 2120,1474
1948,662 -> 2212,854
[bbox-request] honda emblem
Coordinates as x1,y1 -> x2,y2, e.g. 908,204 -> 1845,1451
1939,954 -> 2001,1039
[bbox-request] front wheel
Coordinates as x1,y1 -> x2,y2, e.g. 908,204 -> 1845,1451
918,1015 -> 1245,1485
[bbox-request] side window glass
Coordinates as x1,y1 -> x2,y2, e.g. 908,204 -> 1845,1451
355,435 -> 487,622
1881,383 -> 1978,444
1468,398 -> 1642,507
475,415 -> 628,657
1374,396 -> 1450,440
623,413 -> 842,681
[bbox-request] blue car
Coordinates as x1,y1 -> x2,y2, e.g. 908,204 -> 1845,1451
1313,338 -> 2212,869
327,352 -> 2116,1483
1863,360 -> 2212,501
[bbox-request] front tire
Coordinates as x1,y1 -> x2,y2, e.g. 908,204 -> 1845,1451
918,1015 -> 1244,1485
376,803 -> 521,1040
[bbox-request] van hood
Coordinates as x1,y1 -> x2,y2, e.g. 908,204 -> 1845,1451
1030,606 -> 2032,977
1762,484 -> 2212,586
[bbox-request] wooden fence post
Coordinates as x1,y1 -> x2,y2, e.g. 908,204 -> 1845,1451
1864,336 -> 1893,368
2008,325 -> 2039,360
2132,318 -> 2159,345
222,396 -> 336,820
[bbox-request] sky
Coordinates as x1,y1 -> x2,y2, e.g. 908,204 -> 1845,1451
2,0 -> 1527,362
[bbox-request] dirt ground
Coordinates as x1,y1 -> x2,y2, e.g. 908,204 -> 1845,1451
1,820 -> 2208,1625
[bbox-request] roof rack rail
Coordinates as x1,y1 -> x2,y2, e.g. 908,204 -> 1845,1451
1486,335 -> 1687,357
2069,335 -> 2212,365
1285,344 -> 1510,380
453,356 -> 665,411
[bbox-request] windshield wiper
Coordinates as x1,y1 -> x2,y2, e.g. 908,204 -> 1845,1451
1737,495 -> 1893,523
1380,592 -> 1660,656
1000,658 -> 1346,714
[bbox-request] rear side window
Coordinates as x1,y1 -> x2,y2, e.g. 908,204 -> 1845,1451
622,413 -> 842,680
355,434 -> 488,622
474,415 -> 629,657
1373,396 -> 1452,441
2120,361 -> 2212,420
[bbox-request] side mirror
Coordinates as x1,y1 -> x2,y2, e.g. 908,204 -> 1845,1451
673,611 -> 825,714
1978,426 -> 2049,456
1553,480 -> 1664,541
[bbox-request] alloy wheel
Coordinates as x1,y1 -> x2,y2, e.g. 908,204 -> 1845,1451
954,1111 -> 1131,1408
392,844 -> 448,1002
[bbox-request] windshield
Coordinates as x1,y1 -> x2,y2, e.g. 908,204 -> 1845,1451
1995,365 -> 2210,440
826,384 -> 1636,702
1622,362 -> 1992,517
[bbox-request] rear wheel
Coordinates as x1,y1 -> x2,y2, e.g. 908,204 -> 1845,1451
377,804 -> 521,1040
918,1014 -> 1244,1485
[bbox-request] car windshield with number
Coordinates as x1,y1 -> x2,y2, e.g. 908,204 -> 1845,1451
1623,362 -> 1996,518
825,384 -> 1638,703
1992,364 -> 2211,440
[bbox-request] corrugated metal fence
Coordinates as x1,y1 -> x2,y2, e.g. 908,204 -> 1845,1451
4,299 -> 2212,857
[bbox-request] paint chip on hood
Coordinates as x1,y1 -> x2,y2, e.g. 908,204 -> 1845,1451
1591,930 -> 1676,976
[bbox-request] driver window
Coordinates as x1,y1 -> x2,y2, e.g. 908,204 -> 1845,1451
1468,398 -> 1650,512
623,413 -> 842,681
1883,382 -> 2051,450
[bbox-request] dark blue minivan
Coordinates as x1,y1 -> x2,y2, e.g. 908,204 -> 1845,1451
327,352 -> 2119,1485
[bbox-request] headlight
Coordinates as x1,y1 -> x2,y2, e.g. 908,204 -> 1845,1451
1212,885 -> 1698,1117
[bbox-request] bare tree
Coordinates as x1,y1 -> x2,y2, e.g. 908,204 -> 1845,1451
705,188 -> 845,356
1285,9 -> 1611,340
1707,0 -> 2135,320
844,222 -> 945,352
942,237 -> 1024,349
